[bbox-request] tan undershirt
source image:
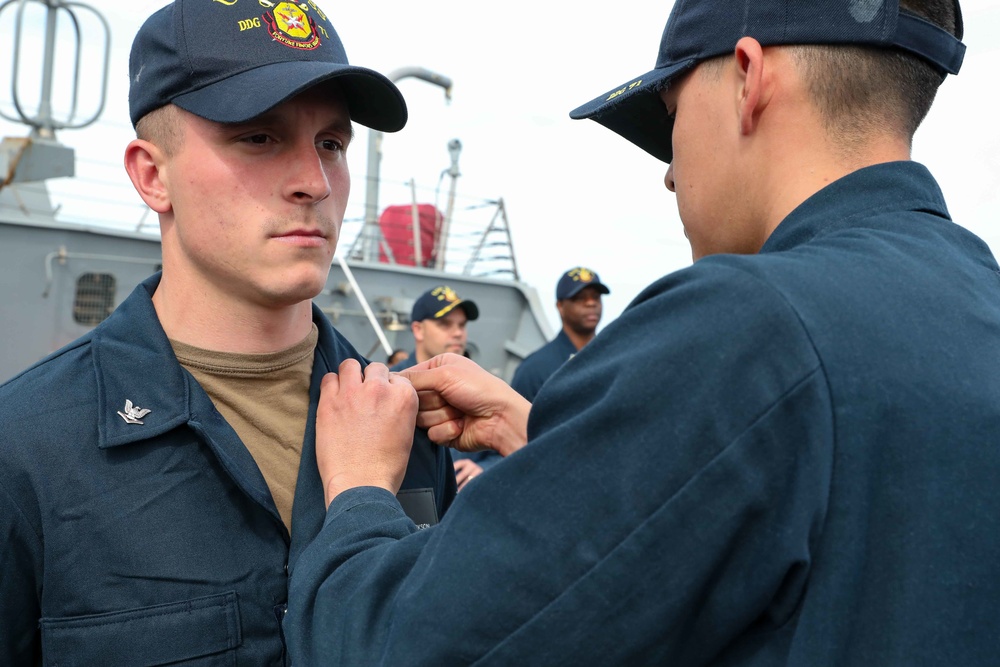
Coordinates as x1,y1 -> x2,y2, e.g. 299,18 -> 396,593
171,325 -> 318,534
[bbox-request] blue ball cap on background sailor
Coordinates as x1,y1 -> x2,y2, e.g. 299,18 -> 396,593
411,286 -> 480,323
128,0 -> 407,132
556,267 -> 610,301
569,0 -> 966,163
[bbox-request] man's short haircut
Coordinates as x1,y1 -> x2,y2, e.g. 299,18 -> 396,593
789,0 -> 956,147
135,105 -> 182,157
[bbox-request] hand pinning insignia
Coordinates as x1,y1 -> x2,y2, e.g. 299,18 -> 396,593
118,399 -> 152,425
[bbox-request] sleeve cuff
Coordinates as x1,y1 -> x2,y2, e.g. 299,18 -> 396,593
324,486 -> 407,528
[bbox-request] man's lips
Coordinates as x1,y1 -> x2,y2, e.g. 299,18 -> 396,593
273,229 -> 328,247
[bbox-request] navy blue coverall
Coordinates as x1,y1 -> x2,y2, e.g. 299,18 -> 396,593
510,329 -> 578,402
0,274 -> 455,665
286,162 -> 1000,666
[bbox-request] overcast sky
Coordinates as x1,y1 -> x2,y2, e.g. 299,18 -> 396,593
2,0 -> 998,333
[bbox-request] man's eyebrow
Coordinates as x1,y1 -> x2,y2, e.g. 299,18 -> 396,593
328,119 -> 355,142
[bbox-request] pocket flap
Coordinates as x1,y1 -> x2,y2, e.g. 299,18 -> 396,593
41,591 -> 241,667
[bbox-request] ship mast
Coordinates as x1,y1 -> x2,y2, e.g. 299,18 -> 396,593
353,67 -> 453,263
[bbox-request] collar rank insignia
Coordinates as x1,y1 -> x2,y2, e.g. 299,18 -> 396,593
118,399 -> 152,425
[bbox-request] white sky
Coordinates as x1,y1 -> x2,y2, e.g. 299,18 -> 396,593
2,0 -> 999,333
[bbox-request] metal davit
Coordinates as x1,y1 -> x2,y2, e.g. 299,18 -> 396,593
0,0 -> 110,189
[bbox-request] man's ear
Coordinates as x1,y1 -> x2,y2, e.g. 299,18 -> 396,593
411,320 -> 423,344
733,36 -> 770,139
124,139 -> 171,214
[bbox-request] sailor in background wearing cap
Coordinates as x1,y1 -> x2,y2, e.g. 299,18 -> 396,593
289,0 -> 1000,664
390,285 -> 480,372
391,285 -> 499,488
511,267 -> 610,402
0,1 -> 456,664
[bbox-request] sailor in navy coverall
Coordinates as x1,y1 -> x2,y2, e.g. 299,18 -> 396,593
0,1 -> 455,664
393,286 -> 500,483
285,1 -> 1000,665
284,0 -> 1000,667
511,267 -> 610,401
292,162 -> 1000,667
0,276 -> 455,664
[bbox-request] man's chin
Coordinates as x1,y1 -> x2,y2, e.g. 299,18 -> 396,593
258,275 -> 329,309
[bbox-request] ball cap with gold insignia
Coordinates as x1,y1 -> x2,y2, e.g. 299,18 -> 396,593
556,267 -> 610,300
410,285 -> 480,322
128,0 -> 407,132
569,0 -> 966,163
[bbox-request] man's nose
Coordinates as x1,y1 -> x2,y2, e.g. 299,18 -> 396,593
286,144 -> 332,203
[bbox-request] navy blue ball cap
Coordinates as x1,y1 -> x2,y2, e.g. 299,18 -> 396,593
411,286 -> 480,322
129,0 -> 407,132
569,0 -> 966,164
557,267 -> 610,301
